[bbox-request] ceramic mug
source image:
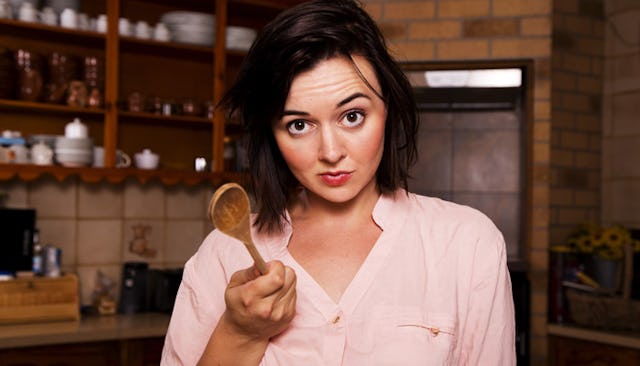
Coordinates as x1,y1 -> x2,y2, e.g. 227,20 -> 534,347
8,144 -> 29,164
77,12 -> 89,30
135,20 -> 151,39
39,7 -> 57,26
116,149 -> 131,168
18,1 -> 37,22
92,146 -> 104,167
60,8 -> 78,29
118,17 -> 131,36
0,0 -> 12,19
153,22 -> 170,41
96,14 -> 107,33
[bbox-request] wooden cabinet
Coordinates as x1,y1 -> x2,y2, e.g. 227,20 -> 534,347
549,335 -> 640,366
0,338 -> 163,366
0,0 -> 303,186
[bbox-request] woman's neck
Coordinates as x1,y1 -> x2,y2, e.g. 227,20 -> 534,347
289,181 -> 381,226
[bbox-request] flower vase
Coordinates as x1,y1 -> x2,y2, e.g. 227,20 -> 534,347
591,256 -> 621,291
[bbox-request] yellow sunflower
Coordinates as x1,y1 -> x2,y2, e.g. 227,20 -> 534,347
575,235 -> 596,253
600,225 -> 629,249
596,245 -> 625,261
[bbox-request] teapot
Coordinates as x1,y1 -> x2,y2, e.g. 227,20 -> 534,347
64,118 -> 88,138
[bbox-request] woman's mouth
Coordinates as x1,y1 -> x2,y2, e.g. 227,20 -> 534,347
320,171 -> 352,186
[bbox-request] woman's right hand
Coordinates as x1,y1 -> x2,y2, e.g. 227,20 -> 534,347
222,260 -> 297,342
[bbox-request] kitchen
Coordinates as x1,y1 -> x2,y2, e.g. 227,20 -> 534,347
1,0 -> 639,365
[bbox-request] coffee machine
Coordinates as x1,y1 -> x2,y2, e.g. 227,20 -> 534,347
118,261 -> 149,314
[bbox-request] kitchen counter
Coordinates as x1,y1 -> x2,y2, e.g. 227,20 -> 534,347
548,323 -> 640,350
0,312 -> 170,350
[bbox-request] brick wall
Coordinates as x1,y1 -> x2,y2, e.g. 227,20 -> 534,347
361,0 -> 553,363
550,0 -> 603,249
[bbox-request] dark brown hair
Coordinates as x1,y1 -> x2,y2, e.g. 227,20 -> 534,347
220,0 -> 418,233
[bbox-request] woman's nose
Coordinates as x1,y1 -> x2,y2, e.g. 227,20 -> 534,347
318,126 -> 346,163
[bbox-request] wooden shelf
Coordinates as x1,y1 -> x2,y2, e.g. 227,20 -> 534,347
0,99 -> 105,116
0,164 -> 243,186
119,36 -> 214,62
118,110 -> 213,127
0,18 -> 105,48
231,0 -> 304,10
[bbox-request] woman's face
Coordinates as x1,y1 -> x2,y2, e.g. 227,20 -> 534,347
272,55 -> 387,205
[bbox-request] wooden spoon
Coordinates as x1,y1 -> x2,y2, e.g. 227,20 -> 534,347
209,183 -> 268,274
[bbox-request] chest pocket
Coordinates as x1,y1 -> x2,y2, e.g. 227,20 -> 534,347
348,307 -> 458,366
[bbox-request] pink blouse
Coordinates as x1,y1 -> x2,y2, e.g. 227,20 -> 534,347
161,190 -> 516,365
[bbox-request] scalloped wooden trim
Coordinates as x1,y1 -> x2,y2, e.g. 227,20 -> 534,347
0,164 -> 243,187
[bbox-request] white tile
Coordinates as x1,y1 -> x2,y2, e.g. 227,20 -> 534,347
29,178 -> 77,218
77,220 -> 122,265
78,183 -> 123,218
123,182 -> 165,219
166,185 -> 207,219
165,220 -> 205,265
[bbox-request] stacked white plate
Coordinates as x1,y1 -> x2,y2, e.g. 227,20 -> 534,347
226,26 -> 257,51
160,11 -> 215,46
54,136 -> 93,167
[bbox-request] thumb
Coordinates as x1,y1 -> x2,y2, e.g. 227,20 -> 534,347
228,264 -> 262,288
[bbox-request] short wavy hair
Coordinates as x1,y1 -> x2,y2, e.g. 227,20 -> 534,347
220,0 -> 418,233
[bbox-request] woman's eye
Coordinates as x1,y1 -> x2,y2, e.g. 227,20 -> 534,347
341,111 -> 364,127
286,120 -> 310,135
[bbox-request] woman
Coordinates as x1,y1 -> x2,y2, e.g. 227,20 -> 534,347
161,1 -> 515,365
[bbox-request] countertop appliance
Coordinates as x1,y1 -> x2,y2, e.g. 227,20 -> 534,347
0,208 -> 35,275
118,261 -> 149,314
148,268 -> 183,313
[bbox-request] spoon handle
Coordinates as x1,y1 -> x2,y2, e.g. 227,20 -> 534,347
244,241 -> 268,275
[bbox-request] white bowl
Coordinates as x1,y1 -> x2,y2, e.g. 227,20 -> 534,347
160,11 -> 214,27
55,136 -> 93,149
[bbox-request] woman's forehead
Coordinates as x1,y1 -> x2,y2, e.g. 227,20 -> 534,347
287,55 -> 381,100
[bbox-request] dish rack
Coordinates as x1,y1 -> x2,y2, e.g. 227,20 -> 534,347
564,243 -> 640,330
0,274 -> 80,324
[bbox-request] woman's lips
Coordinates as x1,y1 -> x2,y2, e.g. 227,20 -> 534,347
320,171 -> 352,186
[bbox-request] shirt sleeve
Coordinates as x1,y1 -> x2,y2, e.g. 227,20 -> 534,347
459,230 -> 517,365
161,231 -> 232,366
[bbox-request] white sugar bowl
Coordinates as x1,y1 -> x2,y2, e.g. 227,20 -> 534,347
31,141 -> 53,165
134,148 -> 159,169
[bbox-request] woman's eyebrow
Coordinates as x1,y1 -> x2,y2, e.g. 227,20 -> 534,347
337,92 -> 370,107
281,92 -> 371,117
281,109 -> 309,117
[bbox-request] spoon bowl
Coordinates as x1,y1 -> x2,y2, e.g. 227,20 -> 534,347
209,183 -> 268,274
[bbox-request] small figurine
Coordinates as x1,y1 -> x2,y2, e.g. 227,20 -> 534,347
129,224 -> 157,258
66,80 -> 88,107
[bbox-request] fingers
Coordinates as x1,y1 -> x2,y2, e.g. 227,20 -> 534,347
224,260 -> 297,340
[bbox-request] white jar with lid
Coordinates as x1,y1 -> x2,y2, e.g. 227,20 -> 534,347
64,117 -> 88,138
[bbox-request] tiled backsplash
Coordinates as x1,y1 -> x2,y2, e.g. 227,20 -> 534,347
0,178 -> 215,306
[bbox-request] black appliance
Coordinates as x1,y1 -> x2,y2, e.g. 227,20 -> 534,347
147,268 -> 183,313
119,261 -> 149,314
0,208 -> 35,274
